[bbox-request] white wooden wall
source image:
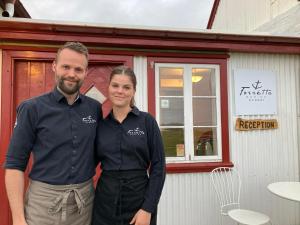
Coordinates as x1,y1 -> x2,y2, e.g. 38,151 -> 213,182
158,173 -> 223,225
211,0 -> 298,32
133,56 -> 148,111
228,53 -> 300,225
132,53 -> 300,225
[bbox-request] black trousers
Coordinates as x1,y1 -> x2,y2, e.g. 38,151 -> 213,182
92,170 -> 157,225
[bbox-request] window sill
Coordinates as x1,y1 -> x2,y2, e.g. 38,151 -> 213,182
166,161 -> 234,173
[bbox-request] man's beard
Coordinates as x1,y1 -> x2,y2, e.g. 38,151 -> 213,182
57,77 -> 83,95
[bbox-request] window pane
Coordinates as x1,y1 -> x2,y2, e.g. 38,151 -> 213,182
192,68 -> 216,96
194,127 -> 218,156
159,67 -> 183,96
161,128 -> 185,157
160,97 -> 184,126
193,98 -> 217,126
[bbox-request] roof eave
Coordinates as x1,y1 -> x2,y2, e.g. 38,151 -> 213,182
0,18 -> 299,54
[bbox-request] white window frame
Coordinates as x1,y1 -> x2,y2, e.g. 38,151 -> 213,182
155,63 -> 222,163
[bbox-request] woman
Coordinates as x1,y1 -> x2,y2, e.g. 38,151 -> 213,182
92,66 -> 166,225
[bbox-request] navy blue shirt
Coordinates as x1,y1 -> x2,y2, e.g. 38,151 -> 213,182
96,107 -> 166,213
5,88 -> 102,185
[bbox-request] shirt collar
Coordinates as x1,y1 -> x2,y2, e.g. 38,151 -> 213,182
52,87 -> 83,103
131,106 -> 140,116
107,106 -> 140,120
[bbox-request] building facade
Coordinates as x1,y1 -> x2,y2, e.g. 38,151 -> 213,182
0,19 -> 299,225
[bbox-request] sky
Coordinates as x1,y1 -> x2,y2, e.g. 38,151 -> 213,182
21,0 -> 214,29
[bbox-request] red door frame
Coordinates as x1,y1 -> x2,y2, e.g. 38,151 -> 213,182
0,50 -> 133,225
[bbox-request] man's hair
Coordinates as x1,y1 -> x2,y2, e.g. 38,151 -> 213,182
55,42 -> 89,64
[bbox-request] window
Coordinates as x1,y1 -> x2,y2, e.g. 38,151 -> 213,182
147,56 -> 232,173
155,64 -> 222,162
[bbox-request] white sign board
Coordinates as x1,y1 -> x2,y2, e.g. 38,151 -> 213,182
234,69 -> 277,115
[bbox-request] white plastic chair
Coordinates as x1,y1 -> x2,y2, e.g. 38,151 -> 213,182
210,167 -> 271,225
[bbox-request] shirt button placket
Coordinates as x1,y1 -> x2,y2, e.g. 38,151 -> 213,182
70,108 -> 78,177
118,124 -> 123,170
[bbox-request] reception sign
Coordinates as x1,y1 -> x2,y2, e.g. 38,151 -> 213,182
236,118 -> 278,131
234,69 -> 277,115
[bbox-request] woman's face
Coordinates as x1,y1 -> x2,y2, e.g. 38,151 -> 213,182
108,74 -> 135,108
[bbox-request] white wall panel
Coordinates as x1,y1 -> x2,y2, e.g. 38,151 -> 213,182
133,56 -> 148,111
157,173 -> 222,225
228,53 -> 300,225
212,0 -> 298,32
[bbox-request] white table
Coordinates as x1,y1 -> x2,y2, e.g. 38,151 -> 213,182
267,182 -> 300,202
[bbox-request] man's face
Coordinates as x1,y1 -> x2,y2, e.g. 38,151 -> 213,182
52,48 -> 88,95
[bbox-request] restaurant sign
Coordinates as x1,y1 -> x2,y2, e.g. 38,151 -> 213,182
235,118 -> 278,131
234,69 -> 277,115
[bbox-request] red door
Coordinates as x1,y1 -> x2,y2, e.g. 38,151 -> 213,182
0,50 -> 133,225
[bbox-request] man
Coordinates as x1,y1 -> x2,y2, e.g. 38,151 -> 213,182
5,42 -> 102,225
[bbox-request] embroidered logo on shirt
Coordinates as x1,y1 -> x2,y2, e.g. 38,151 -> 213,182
82,115 -> 96,124
127,127 -> 145,136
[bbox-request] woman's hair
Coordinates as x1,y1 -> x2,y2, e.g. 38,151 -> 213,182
110,66 -> 137,107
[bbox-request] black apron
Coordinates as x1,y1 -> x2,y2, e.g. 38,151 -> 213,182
92,170 -> 157,225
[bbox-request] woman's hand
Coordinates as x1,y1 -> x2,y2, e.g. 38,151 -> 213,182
130,209 -> 151,225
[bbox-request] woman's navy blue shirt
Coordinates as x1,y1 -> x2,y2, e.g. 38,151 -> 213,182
96,107 -> 166,213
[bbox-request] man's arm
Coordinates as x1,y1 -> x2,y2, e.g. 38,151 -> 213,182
5,101 -> 37,225
5,169 -> 28,225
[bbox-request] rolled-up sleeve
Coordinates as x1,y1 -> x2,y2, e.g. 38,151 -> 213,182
142,114 -> 166,213
5,100 -> 37,171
